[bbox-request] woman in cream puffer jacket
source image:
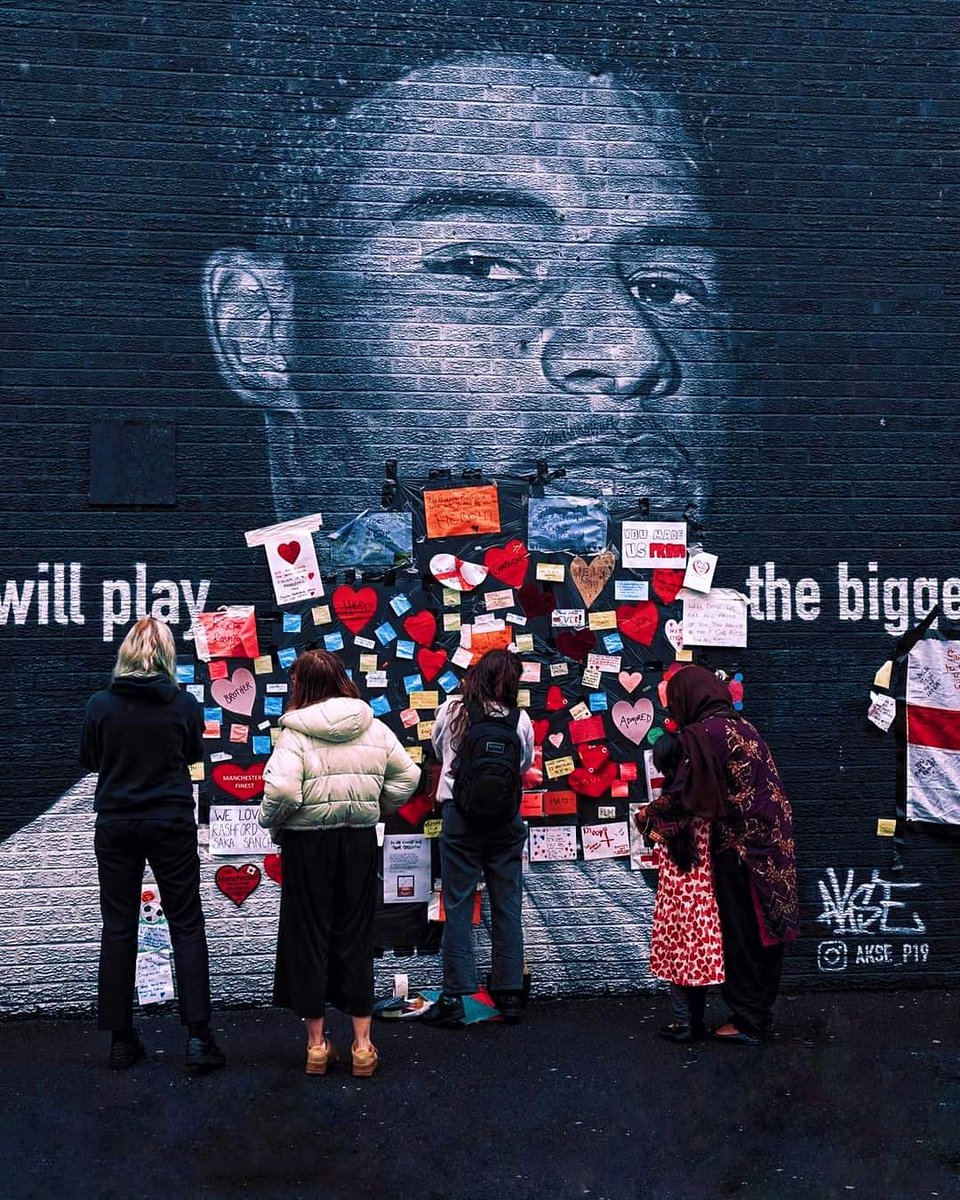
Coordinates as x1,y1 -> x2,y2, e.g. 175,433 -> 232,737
258,650 -> 419,1078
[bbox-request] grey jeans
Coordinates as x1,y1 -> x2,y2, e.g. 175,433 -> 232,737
438,803 -> 527,996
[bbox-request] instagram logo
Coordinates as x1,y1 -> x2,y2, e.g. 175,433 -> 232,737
817,940 -> 848,972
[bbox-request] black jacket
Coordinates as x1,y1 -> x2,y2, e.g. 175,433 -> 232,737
79,675 -> 203,821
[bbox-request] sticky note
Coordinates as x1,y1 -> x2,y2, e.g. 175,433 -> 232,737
176,664 -> 195,684
517,689 -> 531,708
408,690 -> 439,709
252,736 -> 272,755
603,633 -> 624,653
204,706 -> 223,723
407,745 -> 423,764
443,612 -> 462,632
323,631 -> 345,652
188,761 -> 205,781
588,692 -> 608,712
417,720 -> 435,741
568,702 -> 591,723
389,593 -> 412,616
186,685 -> 205,702
520,792 -> 545,817
876,818 -> 897,837
513,634 -> 535,653
370,695 -> 391,717
264,696 -> 284,716
229,724 -> 248,743
207,661 -> 228,681
277,647 -> 297,668
443,588 -> 460,608
396,639 -> 415,660
312,604 -> 332,626
375,621 -> 397,645
283,612 -> 302,633
403,673 -> 424,694
536,562 -> 565,582
359,654 -> 379,674
545,756 -> 575,780
400,708 -> 420,727
253,654 -> 274,674
437,670 -> 460,693
485,588 -> 514,611
588,610 -> 617,631
543,789 -> 578,816
202,720 -> 221,739
423,818 -> 442,838
581,667 -> 602,689
874,660 -> 893,690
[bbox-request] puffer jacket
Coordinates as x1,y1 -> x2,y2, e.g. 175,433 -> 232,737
258,697 -> 420,832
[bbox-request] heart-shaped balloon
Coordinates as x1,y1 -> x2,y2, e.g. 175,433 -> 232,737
617,601 -> 659,646
403,610 -> 437,646
569,551 -> 616,607
532,719 -> 550,745
517,584 -> 557,619
210,667 -> 256,717
652,568 -> 686,606
211,762 -> 265,801
546,685 -> 567,712
612,698 -> 655,746
577,742 -> 611,770
618,670 -> 643,694
277,541 -> 300,565
555,629 -> 596,664
429,553 -> 488,592
263,853 -> 283,885
332,584 -> 379,634
664,619 -> 683,653
569,760 -> 618,798
416,647 -> 447,682
215,863 -> 261,906
484,539 -> 530,588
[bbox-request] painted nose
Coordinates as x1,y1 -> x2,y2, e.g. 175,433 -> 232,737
538,282 -> 680,400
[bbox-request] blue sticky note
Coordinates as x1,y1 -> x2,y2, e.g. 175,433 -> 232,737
278,646 -> 297,669
603,632 -> 624,653
389,594 -> 412,616
324,631 -> 345,652
375,621 -> 398,645
176,664 -> 195,684
204,706 -> 223,723
370,695 -> 391,717
437,670 -> 460,693
588,692 -> 608,712
403,673 -> 424,694
252,736 -> 272,755
395,639 -> 415,660
264,696 -> 284,716
283,612 -> 302,633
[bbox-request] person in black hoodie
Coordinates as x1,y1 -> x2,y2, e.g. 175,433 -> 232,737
80,617 -> 224,1071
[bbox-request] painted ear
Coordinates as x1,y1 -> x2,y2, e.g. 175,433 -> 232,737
202,249 -> 295,405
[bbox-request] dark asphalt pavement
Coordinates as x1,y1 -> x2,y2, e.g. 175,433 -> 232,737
1,990 -> 956,1200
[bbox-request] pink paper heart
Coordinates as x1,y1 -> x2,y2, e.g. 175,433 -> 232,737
618,670 -> 643,694
612,698 -> 655,746
210,668 -> 256,717
548,732 -> 564,749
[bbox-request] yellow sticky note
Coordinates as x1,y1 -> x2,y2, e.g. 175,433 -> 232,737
359,654 -> 379,674
874,660 -> 893,689
675,647 -> 694,662
442,612 -> 461,633
408,690 -> 439,710
253,654 -> 274,675
514,633 -> 535,653
545,755 -> 575,780
423,818 -> 442,838
312,604 -> 332,626
536,562 -> 565,582
407,745 -> 423,763
443,588 -> 460,608
271,727 -> 281,745
417,720 -> 435,742
188,761 -> 205,781
517,688 -> 531,708
588,610 -> 616,630
876,818 -> 897,837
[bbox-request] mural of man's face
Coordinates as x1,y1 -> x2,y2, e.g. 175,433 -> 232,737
205,54 -> 732,524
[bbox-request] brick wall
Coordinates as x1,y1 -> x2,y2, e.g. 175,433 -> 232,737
1,0 -> 958,1015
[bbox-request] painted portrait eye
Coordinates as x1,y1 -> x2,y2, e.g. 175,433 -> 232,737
627,272 -> 710,309
423,251 -> 527,285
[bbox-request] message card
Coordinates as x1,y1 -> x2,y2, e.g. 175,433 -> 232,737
529,825 -> 579,862
423,484 -> 501,538
621,521 -> 687,569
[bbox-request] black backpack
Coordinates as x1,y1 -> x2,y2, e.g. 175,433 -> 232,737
452,702 -> 524,828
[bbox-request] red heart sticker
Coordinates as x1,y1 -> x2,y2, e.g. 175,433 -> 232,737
403,610 -> 437,647
332,584 -> 378,634
569,760 -> 618,798
651,568 -> 686,606
531,719 -> 550,746
416,647 -> 447,682
546,685 -> 567,712
263,853 -> 282,885
555,629 -> 596,664
616,601 -> 659,646
518,584 -> 557,619
215,863 -> 261,906
277,541 -> 300,565
484,539 -> 530,588
211,762 -> 265,800
577,741 -> 611,770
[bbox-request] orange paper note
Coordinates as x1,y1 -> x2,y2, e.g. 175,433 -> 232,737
423,484 -> 501,539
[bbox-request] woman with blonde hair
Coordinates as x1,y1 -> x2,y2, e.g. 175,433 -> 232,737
80,617 -> 223,1072
259,649 -> 420,1078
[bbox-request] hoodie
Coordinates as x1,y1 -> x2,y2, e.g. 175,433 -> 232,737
79,675 -> 203,820
258,697 -> 421,833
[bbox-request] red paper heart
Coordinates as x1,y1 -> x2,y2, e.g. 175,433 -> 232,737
577,742 -> 611,770
569,760 -> 618,798
416,647 -> 447,682
263,853 -> 282,885
546,685 -> 566,712
617,601 -> 659,646
652,568 -> 686,606
211,762 -> 265,800
277,541 -> 300,565
215,863 -> 261,906
484,539 -> 530,588
332,584 -> 378,635
403,610 -> 437,647
555,629 -> 596,663
532,719 -> 550,746
518,584 -> 557,619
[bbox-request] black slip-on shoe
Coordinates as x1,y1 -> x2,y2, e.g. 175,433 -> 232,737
185,1035 -> 227,1072
497,993 -> 523,1024
109,1033 -> 145,1070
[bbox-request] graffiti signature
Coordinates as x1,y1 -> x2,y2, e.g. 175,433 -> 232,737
816,868 -> 926,936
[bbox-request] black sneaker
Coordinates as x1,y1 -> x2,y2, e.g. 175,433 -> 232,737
418,994 -> 466,1028
497,993 -> 523,1024
109,1032 -> 145,1070
185,1034 -> 226,1072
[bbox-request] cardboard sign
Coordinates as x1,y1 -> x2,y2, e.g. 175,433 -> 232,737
621,521 -> 687,569
423,484 -> 501,538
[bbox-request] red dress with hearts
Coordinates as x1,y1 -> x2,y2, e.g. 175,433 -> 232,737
648,818 -> 725,988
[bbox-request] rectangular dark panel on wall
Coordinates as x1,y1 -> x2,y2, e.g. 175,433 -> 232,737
89,421 -> 177,507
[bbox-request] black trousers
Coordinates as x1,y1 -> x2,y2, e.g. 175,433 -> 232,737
712,847 -> 784,1036
94,816 -> 211,1031
273,828 -> 378,1018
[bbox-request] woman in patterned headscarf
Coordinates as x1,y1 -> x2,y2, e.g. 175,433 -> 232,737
666,665 -> 798,1045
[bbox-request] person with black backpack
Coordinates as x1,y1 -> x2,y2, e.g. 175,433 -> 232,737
423,650 -> 534,1028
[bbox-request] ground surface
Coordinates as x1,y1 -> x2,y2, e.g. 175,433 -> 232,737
0,991 -> 956,1200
